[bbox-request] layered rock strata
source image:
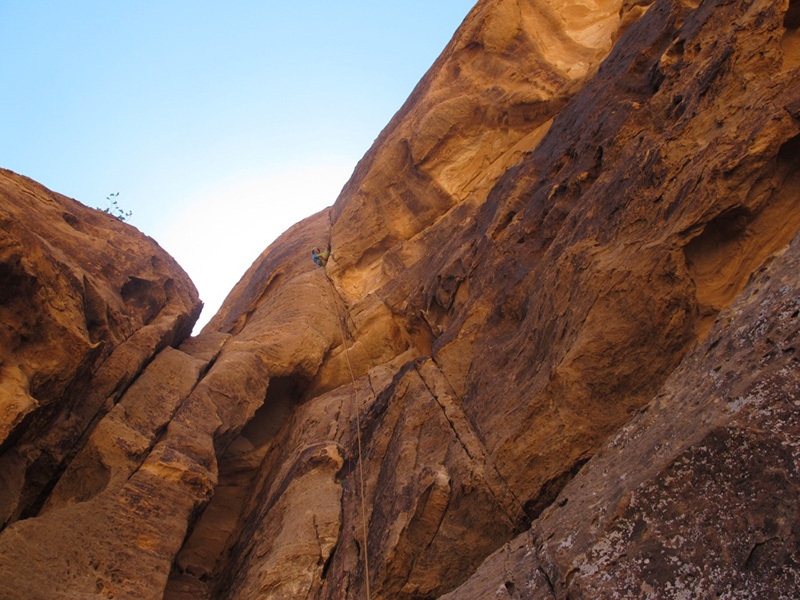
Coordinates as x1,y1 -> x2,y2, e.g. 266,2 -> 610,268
0,169 -> 200,529
1,0 -> 799,598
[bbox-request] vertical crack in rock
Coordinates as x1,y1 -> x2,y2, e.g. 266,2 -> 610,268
414,357 -> 528,531
163,371 -> 301,598
41,346 -> 210,511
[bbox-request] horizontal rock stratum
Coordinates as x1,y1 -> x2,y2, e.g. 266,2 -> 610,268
1,0 -> 799,598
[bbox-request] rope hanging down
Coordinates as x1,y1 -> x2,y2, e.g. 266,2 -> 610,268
314,245 -> 372,600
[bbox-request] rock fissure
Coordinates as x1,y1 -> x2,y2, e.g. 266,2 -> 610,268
414,358 -> 528,531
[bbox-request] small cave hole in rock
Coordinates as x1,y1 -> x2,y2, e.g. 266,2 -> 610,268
683,206 -> 753,321
0,259 -> 37,305
61,211 -> 82,230
120,276 -> 163,324
239,376 -> 304,447
523,459 -> 588,521
786,0 -> 800,29
782,0 -> 800,69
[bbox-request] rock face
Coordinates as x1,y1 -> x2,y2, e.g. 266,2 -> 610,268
441,231 -> 800,599
0,169 -> 201,528
1,0 -> 799,599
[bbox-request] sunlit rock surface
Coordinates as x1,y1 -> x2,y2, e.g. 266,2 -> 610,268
0,168 -> 201,525
1,0 -> 799,598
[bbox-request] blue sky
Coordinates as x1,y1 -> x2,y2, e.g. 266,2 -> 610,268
0,1 -> 476,328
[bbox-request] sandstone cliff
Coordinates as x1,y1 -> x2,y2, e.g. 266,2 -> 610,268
1,0 -> 799,598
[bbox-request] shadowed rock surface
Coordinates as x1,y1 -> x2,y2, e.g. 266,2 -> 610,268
1,0 -> 799,598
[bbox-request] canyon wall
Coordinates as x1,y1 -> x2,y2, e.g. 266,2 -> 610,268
1,0 -> 799,598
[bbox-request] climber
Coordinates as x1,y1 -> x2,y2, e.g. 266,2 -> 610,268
312,245 -> 331,268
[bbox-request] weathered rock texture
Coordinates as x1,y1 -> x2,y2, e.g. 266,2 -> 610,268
1,0 -> 799,598
0,169 -> 201,528
441,222 -> 800,599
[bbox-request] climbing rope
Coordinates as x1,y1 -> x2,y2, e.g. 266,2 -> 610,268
322,268 -> 372,600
